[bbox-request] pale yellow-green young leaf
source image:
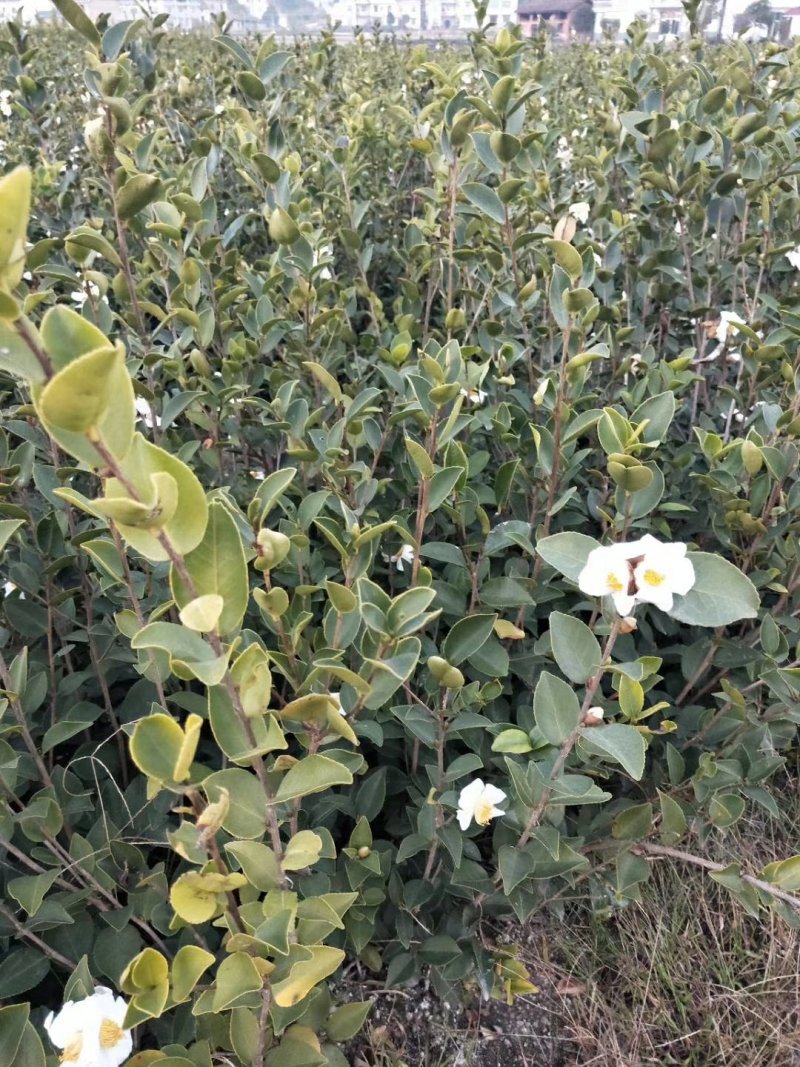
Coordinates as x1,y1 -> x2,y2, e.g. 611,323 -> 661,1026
39,305 -> 110,369
173,713 -> 203,782
302,360 -> 343,403
129,713 -> 184,783
104,433 -> 208,561
121,947 -> 169,994
0,167 -> 31,292
179,594 -> 224,633
282,830 -> 323,871
37,345 -> 119,434
170,870 -> 246,924
212,952 -> 264,1011
271,946 -> 345,1007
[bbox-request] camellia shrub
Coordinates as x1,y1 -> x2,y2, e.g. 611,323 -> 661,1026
1,2 -> 800,1064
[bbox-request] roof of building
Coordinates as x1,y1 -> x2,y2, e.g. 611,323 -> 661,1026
517,0 -> 585,16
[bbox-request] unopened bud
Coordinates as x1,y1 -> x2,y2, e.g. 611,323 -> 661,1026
583,706 -> 604,726
618,616 -> 638,634
357,846 -> 371,859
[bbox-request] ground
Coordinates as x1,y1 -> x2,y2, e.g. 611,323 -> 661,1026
345,780 -> 800,1066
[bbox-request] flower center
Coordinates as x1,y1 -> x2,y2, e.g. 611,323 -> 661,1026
474,799 -> 494,826
642,569 -> 666,587
100,1019 -> 124,1049
61,1037 -> 83,1063
607,572 -> 625,593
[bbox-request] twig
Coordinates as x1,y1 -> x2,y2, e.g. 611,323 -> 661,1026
638,841 -> 800,912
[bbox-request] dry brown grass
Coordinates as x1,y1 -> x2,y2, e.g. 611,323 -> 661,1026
548,783 -> 800,1067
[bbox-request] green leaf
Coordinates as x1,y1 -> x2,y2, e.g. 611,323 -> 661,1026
131,624 -> 228,686
549,611 -> 601,684
7,869 -> 60,916
404,436 -> 433,479
171,500 -> 248,636
498,845 -> 535,894
427,466 -> 462,512
536,532 -> 599,582
0,319 -> 45,381
170,945 -> 215,1003
117,175 -> 162,220
213,952 -> 263,1011
462,182 -> 506,224
326,1002 -> 372,1042
419,934 -> 462,965
0,519 -> 24,554
630,391 -> 676,445
544,238 -> 583,282
0,1005 -> 29,1067
612,802 -> 653,839
6,1023 -> 44,1067
0,948 -> 49,998
669,553 -> 759,627
208,686 -> 286,765
225,840 -> 282,891
491,728 -> 533,754
534,670 -> 581,745
442,613 -> 497,665
579,723 -> 647,780
205,768 -> 269,839
51,0 -> 102,47
709,793 -> 746,829
658,790 -> 687,844
274,755 -> 353,803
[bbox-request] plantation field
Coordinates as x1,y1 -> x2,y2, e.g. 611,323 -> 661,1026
1,7 -> 800,1066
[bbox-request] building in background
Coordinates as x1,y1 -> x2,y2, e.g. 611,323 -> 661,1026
517,0 -> 593,37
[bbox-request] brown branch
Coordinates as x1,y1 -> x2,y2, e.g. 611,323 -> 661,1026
638,841 -> 800,912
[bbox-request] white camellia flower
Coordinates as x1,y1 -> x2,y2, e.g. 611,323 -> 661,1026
715,310 -> 746,346
578,540 -> 641,615
44,987 -> 132,1067
384,543 -> 414,571
456,779 -> 507,831
785,247 -> 800,270
569,201 -> 590,224
134,396 -> 160,429
578,535 -> 695,616
632,540 -> 695,613
460,386 -> 487,405
328,692 -> 346,716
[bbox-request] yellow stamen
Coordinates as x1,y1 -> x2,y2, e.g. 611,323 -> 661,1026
607,573 -> 624,593
100,1020 -> 124,1049
642,569 -> 665,587
474,799 -> 495,826
61,1037 -> 83,1063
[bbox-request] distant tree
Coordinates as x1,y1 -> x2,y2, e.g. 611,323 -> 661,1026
572,1 -> 595,35
743,0 -> 776,28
